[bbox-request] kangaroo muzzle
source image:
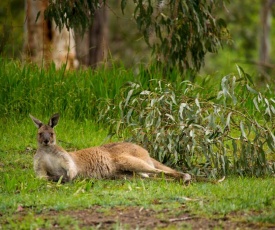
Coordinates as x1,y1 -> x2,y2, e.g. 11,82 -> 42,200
42,133 -> 51,145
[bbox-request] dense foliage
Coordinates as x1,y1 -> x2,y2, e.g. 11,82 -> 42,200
44,0 -> 229,73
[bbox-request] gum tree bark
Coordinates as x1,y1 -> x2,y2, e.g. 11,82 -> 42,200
23,0 -> 78,69
259,0 -> 275,77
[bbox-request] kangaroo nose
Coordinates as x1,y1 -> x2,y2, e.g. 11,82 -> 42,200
44,139 -> 49,144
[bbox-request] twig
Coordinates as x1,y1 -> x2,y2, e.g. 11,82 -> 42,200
234,59 -> 275,69
169,216 -> 193,222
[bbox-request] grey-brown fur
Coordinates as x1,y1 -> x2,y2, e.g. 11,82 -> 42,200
30,114 -> 191,183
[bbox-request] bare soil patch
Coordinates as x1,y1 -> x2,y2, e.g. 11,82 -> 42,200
38,206 -> 274,229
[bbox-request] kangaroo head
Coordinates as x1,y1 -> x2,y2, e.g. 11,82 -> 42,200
29,114 -> 60,147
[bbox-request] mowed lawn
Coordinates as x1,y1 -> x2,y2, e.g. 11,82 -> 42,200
0,118 -> 275,229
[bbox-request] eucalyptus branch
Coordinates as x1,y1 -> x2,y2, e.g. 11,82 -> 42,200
108,77 -> 275,177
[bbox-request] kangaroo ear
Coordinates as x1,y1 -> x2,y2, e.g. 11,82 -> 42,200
48,113 -> 60,128
29,114 -> 43,128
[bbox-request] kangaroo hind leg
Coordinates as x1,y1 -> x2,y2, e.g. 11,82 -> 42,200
116,155 -> 165,175
116,155 -> 181,178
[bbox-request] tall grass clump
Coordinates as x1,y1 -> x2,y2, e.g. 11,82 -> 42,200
0,59 -> 139,120
104,66 -> 275,177
0,59 -> 181,121
0,58 -> 195,121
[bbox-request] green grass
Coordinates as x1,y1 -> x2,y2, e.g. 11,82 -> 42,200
1,118 -> 275,229
4,58 -> 271,122
0,59 -> 183,121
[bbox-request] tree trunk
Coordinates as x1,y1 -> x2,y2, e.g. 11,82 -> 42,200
75,4 -> 108,68
23,0 -> 78,69
259,0 -> 275,77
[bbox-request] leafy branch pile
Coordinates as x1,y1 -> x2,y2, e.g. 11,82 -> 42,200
106,67 -> 275,177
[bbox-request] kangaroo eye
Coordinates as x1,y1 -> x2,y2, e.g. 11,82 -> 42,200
50,133 -> 54,137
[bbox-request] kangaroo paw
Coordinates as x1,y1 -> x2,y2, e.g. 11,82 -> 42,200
183,173 -> 192,185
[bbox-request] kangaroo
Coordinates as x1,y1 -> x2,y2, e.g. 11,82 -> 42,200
30,114 -> 191,183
